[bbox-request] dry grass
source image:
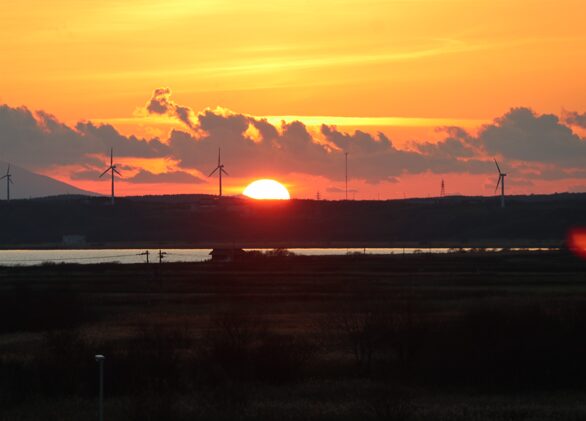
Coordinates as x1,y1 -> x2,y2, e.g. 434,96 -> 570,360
0,251 -> 585,420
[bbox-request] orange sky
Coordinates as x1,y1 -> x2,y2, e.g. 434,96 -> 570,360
1,0 -> 586,198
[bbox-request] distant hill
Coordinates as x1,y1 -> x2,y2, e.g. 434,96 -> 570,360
0,192 -> 585,248
0,162 -> 98,199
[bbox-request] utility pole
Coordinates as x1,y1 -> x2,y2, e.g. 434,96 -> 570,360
158,250 -> 167,264
138,250 -> 150,263
95,354 -> 105,421
345,152 -> 349,201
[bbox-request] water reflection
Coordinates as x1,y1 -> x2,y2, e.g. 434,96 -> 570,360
0,247 -> 557,266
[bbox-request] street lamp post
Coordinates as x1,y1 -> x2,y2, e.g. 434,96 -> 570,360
95,354 -> 105,421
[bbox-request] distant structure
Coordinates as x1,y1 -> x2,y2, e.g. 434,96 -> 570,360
99,148 -> 121,205
440,179 -> 446,197
209,148 -> 229,197
494,159 -> 507,208
316,191 -> 321,200
158,249 -> 167,263
209,248 -> 245,263
1,164 -> 13,201
138,250 -> 150,263
345,152 -> 349,200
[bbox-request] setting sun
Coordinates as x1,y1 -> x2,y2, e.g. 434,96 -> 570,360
243,179 -> 290,200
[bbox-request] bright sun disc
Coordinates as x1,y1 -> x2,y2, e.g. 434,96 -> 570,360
243,179 -> 290,200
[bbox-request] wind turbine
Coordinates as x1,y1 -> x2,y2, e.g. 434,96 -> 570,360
494,159 -> 506,209
208,148 -> 229,197
345,152 -> 349,201
1,164 -> 13,201
99,148 -> 121,205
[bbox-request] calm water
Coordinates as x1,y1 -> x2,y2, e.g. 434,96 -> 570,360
0,248 -> 554,266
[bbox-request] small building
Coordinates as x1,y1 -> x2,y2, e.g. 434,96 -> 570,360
209,248 -> 246,263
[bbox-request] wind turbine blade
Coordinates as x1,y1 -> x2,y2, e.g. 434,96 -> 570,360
99,167 -> 112,178
113,168 -> 121,176
9,178 -> 14,184
495,176 -> 501,193
218,148 -> 221,166
0,175 -> 6,180
209,167 -> 219,177
494,158 -> 501,174
110,148 -> 113,166
221,168 -> 229,176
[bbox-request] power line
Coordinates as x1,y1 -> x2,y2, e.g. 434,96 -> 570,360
0,253 -> 140,264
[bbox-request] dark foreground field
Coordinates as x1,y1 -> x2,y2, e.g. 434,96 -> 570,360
1,250 -> 586,420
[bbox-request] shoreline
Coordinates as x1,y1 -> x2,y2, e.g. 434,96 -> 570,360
0,240 -> 565,250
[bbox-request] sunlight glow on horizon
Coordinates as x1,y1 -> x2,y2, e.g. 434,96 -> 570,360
243,179 -> 291,200
91,114 -> 487,129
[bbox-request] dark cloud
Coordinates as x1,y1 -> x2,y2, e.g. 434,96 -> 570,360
479,107 -> 586,165
320,125 -> 495,180
0,105 -> 168,169
320,125 -> 424,181
562,110 -> 586,129
414,127 -> 477,158
126,169 -> 205,184
167,115 -> 331,179
145,87 -> 197,130
75,121 -> 169,158
251,118 -> 279,140
321,125 -> 392,154
3,94 -> 586,189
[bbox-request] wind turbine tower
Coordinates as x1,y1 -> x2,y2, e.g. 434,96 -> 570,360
99,148 -> 121,205
345,152 -> 349,201
209,148 -> 229,197
494,159 -> 507,209
1,165 -> 13,201
440,179 -> 446,197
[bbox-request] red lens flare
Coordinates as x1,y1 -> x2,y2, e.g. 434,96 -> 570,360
568,228 -> 586,259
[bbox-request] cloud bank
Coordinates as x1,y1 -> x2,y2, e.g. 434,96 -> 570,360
1,89 -> 586,191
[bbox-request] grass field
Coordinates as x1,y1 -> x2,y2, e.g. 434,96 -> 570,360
1,250 -> 585,420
